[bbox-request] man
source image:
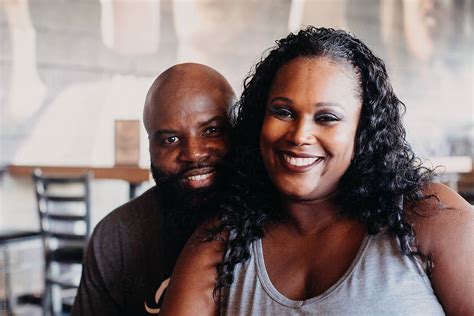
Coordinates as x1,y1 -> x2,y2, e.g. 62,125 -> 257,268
72,63 -> 235,315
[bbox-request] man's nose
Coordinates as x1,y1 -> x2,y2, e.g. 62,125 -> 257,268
286,119 -> 316,146
179,138 -> 209,162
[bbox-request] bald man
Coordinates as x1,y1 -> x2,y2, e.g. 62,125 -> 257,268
72,63 -> 235,315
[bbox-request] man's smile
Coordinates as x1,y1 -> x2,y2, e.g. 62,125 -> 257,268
182,167 -> 217,189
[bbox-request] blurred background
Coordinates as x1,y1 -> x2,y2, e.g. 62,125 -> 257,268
0,0 -> 472,315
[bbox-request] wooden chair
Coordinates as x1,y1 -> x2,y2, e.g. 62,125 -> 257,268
33,169 -> 92,315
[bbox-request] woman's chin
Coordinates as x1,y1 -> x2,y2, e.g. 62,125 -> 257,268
278,185 -> 338,203
279,188 -> 316,201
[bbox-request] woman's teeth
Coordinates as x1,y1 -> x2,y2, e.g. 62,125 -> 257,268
283,154 -> 321,167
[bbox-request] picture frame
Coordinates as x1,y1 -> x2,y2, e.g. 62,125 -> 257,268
114,120 -> 140,166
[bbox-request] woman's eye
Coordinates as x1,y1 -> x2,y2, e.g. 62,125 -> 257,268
163,136 -> 179,144
315,114 -> 339,123
269,106 -> 294,119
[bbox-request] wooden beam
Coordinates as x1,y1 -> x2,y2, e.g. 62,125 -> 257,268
8,165 -> 150,184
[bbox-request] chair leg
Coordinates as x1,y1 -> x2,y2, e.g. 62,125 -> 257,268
42,281 -> 49,316
43,263 -> 53,316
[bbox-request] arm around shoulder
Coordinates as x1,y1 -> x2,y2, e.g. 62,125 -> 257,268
411,183 -> 474,315
160,224 -> 225,316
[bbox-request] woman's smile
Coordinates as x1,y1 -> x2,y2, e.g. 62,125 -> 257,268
279,151 -> 325,173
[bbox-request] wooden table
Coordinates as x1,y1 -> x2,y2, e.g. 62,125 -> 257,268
8,165 -> 150,199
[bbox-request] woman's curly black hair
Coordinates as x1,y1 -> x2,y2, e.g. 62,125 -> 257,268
211,26 -> 435,295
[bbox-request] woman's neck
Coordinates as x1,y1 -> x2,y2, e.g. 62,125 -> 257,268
279,194 -> 350,236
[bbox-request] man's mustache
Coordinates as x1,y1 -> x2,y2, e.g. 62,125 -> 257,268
176,163 -> 215,179
150,162 -> 217,185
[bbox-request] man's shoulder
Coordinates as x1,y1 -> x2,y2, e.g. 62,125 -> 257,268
75,186 -> 169,315
93,186 -> 162,239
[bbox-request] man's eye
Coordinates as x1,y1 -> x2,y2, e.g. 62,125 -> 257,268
269,106 -> 294,120
203,127 -> 221,135
163,136 -> 179,144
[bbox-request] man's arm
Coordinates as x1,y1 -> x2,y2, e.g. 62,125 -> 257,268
72,220 -> 123,315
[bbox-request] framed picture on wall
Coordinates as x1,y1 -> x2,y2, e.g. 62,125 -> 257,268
114,119 -> 140,166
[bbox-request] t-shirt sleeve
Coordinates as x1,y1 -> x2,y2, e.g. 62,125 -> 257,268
72,216 -> 124,315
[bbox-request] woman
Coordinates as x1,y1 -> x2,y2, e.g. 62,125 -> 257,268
161,27 -> 473,315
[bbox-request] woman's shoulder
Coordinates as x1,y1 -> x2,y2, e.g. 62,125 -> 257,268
409,182 -> 473,252
408,182 -> 473,315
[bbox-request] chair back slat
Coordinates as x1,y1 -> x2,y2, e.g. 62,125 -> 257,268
45,232 -> 86,241
37,194 -> 87,202
40,213 -> 86,221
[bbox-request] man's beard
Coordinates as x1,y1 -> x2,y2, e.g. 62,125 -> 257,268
150,163 -> 221,239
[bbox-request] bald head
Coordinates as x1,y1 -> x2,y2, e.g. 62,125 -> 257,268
143,63 -> 235,133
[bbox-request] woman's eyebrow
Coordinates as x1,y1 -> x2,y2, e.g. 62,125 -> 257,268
314,102 -> 343,109
269,96 -> 293,104
270,97 -> 342,110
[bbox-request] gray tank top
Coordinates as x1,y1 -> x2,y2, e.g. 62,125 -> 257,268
221,230 -> 445,315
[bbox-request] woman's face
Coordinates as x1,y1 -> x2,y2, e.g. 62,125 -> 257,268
260,57 -> 362,201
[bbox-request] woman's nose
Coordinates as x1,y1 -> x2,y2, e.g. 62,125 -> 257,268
286,119 -> 316,146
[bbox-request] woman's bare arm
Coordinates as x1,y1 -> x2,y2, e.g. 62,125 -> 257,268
411,183 -> 474,315
159,225 -> 225,316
